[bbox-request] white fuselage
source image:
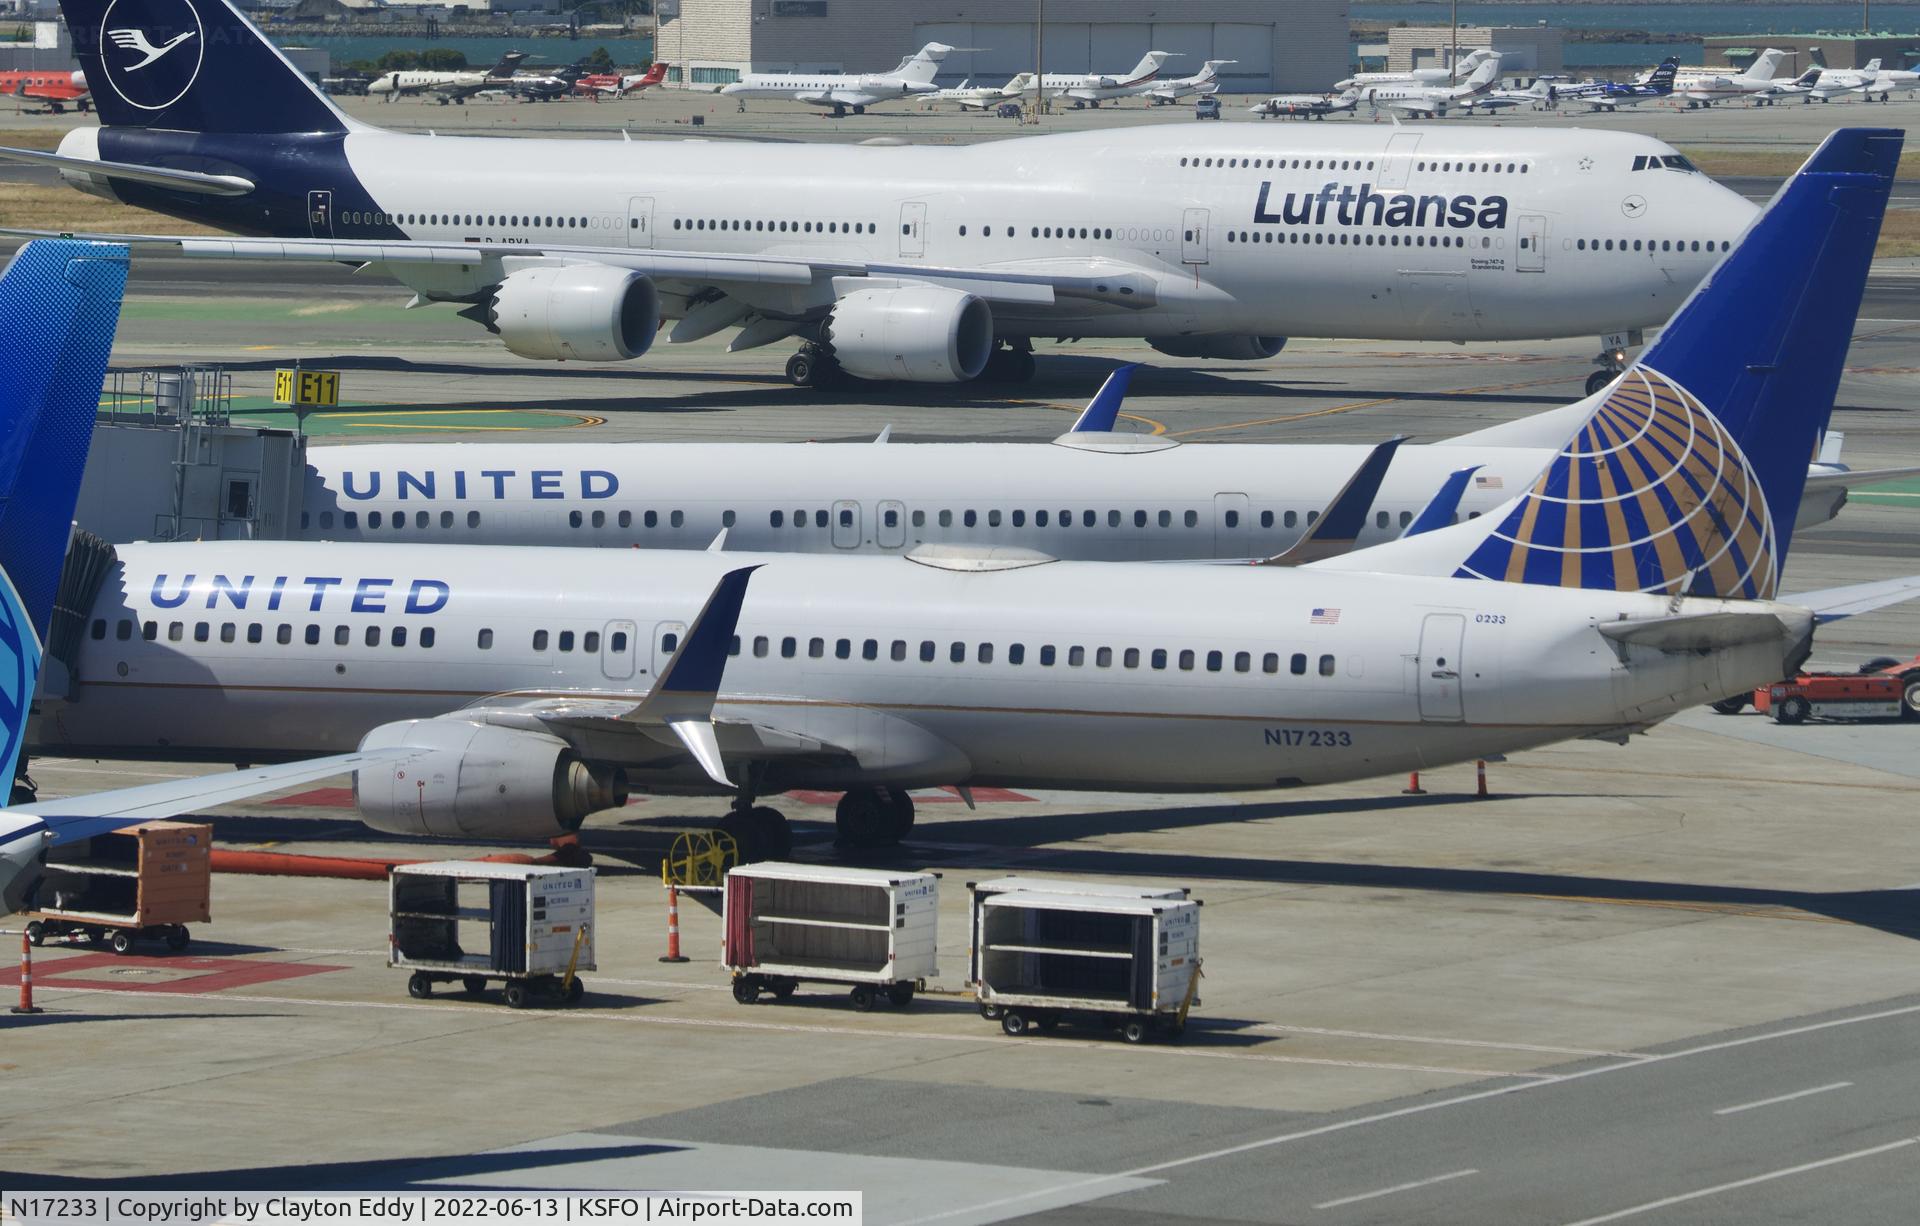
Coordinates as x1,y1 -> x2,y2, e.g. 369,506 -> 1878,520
291,438 -> 1561,557
137,124 -> 1754,343
0,813 -> 50,915
721,72 -> 931,109
35,543 -> 1803,796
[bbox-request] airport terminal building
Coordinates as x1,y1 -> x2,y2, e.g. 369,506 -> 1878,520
656,0 -> 1351,93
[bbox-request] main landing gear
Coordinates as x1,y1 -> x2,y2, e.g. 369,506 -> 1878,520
786,343 -> 845,389
981,341 -> 1037,383
834,787 -> 915,850
716,797 -> 793,863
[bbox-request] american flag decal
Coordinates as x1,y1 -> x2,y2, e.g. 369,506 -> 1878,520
1475,475 -> 1504,489
1310,607 -> 1341,624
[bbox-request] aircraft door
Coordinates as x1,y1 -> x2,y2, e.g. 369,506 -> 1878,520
1516,214 -> 1547,273
602,619 -> 637,680
651,620 -> 688,678
626,196 -> 655,249
1376,132 -> 1423,189
877,500 -> 908,549
1416,613 -> 1466,722
1213,492 -> 1250,558
831,499 -> 862,549
307,190 -> 334,238
1182,208 -> 1209,265
899,202 -> 927,257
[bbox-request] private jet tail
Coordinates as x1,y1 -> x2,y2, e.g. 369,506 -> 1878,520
1125,51 -> 1171,85
486,50 -> 528,80
1319,128 -> 1902,600
1742,48 -> 1789,85
0,241 -> 130,799
895,42 -> 955,86
56,0 -> 350,133
1645,59 -> 1679,93
1456,55 -> 1502,95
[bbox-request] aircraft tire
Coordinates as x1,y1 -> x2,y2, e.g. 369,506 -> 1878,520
749,806 -> 793,860
882,788 -> 915,839
834,788 -> 893,848
1585,369 -> 1614,397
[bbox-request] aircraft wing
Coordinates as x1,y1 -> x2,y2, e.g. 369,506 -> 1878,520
1780,575 -> 1920,624
9,747 -> 421,830
1803,464 -> 1920,493
0,226 -> 1169,316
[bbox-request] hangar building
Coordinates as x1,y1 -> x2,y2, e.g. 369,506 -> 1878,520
656,0 -> 1351,93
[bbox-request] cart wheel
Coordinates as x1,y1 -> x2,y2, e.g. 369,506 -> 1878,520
732,976 -> 761,1004
1121,1020 -> 1151,1045
24,921 -> 43,947
887,982 -> 915,1007
407,972 -> 433,999
1775,696 -> 1811,725
1001,1010 -> 1029,1036
979,1003 -> 1002,1020
109,929 -> 134,956
770,978 -> 797,1000
503,980 -> 531,1009
462,975 -> 488,996
849,984 -> 876,1012
164,925 -> 190,952
566,977 -> 586,1004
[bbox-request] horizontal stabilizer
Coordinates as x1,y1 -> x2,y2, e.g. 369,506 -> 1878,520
0,146 -> 255,196
1804,465 -> 1920,492
1596,611 -> 1789,653
1780,574 -> 1920,623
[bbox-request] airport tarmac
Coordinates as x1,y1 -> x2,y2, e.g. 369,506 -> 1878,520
3,91 -> 1920,1223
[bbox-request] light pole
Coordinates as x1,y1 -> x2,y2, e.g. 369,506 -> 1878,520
1450,0 -> 1459,85
1033,0 -> 1045,122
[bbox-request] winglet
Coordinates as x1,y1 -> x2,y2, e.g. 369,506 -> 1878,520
626,565 -> 761,787
1402,466 -> 1481,539
1258,437 -> 1406,566
1069,364 -> 1142,432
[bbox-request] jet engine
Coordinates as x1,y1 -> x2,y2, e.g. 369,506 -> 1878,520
484,264 -> 659,362
354,720 -> 628,840
825,285 -> 994,382
1148,335 -> 1288,361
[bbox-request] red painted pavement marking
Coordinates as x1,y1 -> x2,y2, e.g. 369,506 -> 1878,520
0,952 -> 345,995
784,786 -> 1033,807
268,786 -> 356,808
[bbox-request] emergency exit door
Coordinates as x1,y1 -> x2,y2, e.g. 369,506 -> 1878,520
1417,613 -> 1466,722
1182,208 -> 1209,264
899,202 -> 927,257
1516,214 -> 1546,273
307,190 -> 334,238
627,196 -> 655,248
651,620 -> 688,678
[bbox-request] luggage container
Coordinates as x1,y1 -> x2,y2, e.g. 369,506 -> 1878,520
389,861 -> 595,1008
28,821 -> 211,954
976,891 -> 1201,1043
723,862 -> 937,1010
965,876 -> 1189,994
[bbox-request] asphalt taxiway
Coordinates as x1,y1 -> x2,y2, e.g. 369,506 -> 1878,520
1,92 -> 1918,1224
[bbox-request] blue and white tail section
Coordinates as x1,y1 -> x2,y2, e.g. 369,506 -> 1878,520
0,240 -> 130,802
1318,128 -> 1901,599
57,0 -> 350,134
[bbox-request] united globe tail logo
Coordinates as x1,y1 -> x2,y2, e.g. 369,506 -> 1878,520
99,0 -> 204,112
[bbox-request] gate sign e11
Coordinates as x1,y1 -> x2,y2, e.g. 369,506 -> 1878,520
274,368 -> 341,407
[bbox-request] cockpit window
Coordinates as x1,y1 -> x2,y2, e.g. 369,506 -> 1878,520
1661,154 -> 1696,173
1635,154 -> 1698,174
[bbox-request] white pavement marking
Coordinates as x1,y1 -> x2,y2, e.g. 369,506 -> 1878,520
1313,1168 -> 1479,1210
1558,1136 -> 1920,1226
1714,1081 -> 1853,1116
1257,1024 -> 1652,1060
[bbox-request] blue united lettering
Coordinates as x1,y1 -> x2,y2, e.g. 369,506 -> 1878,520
1254,181 -> 1509,230
335,470 -> 620,501
148,575 -> 451,614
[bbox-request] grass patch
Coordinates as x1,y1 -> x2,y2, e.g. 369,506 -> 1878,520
1677,146 -> 1920,180
0,181 -> 222,235
0,129 -> 65,151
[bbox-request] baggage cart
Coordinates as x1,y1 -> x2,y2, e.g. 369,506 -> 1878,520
976,891 -> 1201,1043
389,861 -> 595,1008
27,821 -> 211,954
723,862 -> 937,1010
965,876 -> 1189,998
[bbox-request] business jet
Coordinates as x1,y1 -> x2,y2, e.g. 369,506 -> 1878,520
1862,66 -> 1920,101
720,42 -> 951,117
1031,51 -> 1173,108
10,0 -> 1758,397
1672,49 -> 1789,108
1464,79 -> 1555,114
0,239 -> 425,914
1808,61 -> 1916,103
577,62 -> 668,98
1249,92 -> 1357,120
286,367 -> 1914,558
1,69 -> 89,114
926,75 -> 1031,110
498,63 -> 586,104
1148,61 -> 1233,105
1545,61 -> 1679,113
367,52 -> 526,105
1751,67 -> 1824,106
1336,49 -> 1495,92
31,131 -> 1920,862
1355,56 -> 1503,119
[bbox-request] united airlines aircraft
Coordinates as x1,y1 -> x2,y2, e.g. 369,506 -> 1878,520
0,240 -> 417,913
7,0 -> 1756,394
30,133 -> 1918,863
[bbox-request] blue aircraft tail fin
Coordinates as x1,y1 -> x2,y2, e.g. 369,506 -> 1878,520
0,240 -> 129,794
56,0 -> 349,133
1647,59 -> 1679,92
1316,130 -> 1899,599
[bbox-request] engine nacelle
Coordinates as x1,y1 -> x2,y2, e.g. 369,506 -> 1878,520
488,264 -> 659,362
826,285 -> 994,382
1148,334 -> 1288,361
354,720 -> 627,840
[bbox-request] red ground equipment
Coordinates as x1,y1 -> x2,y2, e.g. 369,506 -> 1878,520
1713,654 -> 1920,724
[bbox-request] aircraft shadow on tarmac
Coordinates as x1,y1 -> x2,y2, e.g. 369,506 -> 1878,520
1,1144 -> 689,1191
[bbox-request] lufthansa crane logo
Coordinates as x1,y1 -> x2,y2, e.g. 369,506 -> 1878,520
98,0 -> 204,112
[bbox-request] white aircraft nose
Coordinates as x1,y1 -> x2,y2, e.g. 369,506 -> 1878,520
71,70 -> 86,88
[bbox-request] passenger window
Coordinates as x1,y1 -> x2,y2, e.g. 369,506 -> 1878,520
1009,644 -> 1025,665
781,636 -> 796,658
950,642 -> 965,663
672,511 -> 685,528
364,626 -> 381,647
468,511 -> 481,528
835,638 -> 851,659
343,512 -> 357,529
116,619 -> 133,641
890,640 -> 906,661
1011,510 -> 1025,527
320,511 -> 334,530
1095,647 -> 1112,668
193,622 -> 209,642
722,511 -> 736,528
1040,645 -> 1056,666
584,632 -> 600,653
809,637 -> 824,658
1068,646 -> 1085,667
815,510 -> 828,528
753,636 -> 769,658
1376,511 -> 1389,529
987,510 -> 1001,527
771,511 -> 785,527
1224,511 -> 1239,529
728,636 -> 741,656
1179,650 -> 1195,671
305,625 -> 320,645
533,630 -> 549,650
939,510 -> 953,527
863,639 -> 878,661
90,619 -> 106,640
1234,652 -> 1250,673
979,643 -> 994,664
1263,652 -> 1279,674
335,626 -> 350,646
964,510 -> 978,528
1158,511 -> 1172,528
560,630 -> 577,652
1108,510 -> 1121,527
920,641 -> 935,662
1036,510 -> 1049,527
1320,654 -> 1336,677
416,512 -> 428,529
1151,649 -> 1168,670
645,511 -> 658,529
912,510 -> 926,527
220,623 -> 236,643
1124,648 -> 1140,669
1184,510 -> 1198,528
1134,511 -> 1148,528
1291,652 -> 1307,675
441,511 -> 454,529
369,512 -> 382,529
592,510 -> 606,528
570,511 -> 583,529
276,625 -> 292,645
